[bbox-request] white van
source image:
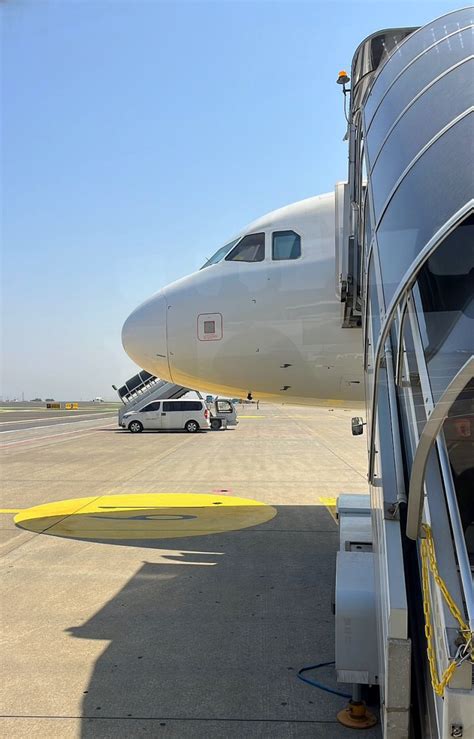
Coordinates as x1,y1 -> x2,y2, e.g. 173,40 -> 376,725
121,399 -> 210,433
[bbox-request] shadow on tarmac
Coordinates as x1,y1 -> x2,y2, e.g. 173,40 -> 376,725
61,504 -> 362,737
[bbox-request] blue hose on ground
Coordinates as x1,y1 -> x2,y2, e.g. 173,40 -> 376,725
297,660 -> 352,699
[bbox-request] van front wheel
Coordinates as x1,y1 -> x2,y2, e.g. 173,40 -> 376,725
128,421 -> 143,433
185,420 -> 199,433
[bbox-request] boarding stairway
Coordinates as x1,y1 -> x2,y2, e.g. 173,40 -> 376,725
115,370 -> 190,424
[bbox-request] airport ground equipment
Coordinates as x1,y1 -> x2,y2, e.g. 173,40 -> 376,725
335,9 -> 473,737
115,374 -> 237,430
207,398 -> 239,430
115,370 -> 190,424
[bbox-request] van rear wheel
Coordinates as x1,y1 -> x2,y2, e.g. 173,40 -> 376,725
128,420 -> 143,433
211,418 -> 222,430
185,420 -> 199,433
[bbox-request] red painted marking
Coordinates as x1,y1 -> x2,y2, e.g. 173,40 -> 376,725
212,488 -> 233,495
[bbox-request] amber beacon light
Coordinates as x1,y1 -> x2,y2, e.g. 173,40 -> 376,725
337,70 -> 350,85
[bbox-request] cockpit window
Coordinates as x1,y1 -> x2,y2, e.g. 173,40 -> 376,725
225,233 -> 265,263
201,239 -> 239,269
272,230 -> 301,260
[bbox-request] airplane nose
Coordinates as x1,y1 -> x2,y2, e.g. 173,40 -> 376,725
121,291 -> 171,380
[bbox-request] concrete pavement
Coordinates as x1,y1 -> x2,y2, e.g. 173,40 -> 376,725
0,403 -> 379,738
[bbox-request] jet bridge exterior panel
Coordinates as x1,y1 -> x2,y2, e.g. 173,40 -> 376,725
339,8 -> 474,736
365,27 -> 473,168
370,56 -> 472,213
363,7 -> 474,126
362,16 -> 473,313
375,113 -> 473,308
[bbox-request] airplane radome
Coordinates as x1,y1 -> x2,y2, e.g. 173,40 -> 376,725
122,192 -> 364,406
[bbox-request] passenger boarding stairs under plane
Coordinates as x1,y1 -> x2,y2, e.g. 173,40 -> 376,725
116,370 -> 190,424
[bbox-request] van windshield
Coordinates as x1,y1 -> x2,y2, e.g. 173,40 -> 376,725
200,239 -> 239,269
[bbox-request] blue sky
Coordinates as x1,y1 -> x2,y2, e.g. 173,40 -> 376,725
1,0 -> 462,399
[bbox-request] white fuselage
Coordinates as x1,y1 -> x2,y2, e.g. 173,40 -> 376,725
122,192 -> 364,406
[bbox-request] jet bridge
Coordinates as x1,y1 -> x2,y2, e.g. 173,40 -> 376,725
335,8 -> 473,737
115,370 -> 190,424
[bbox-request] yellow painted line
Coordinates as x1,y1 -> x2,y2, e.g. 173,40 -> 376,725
14,493 -> 277,541
286,415 -> 328,418
238,415 -> 264,418
318,497 -> 337,507
0,508 -> 22,513
318,496 -> 338,524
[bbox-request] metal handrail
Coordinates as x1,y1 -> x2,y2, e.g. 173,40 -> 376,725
122,377 -> 162,403
407,356 -> 474,539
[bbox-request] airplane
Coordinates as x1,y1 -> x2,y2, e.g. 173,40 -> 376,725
121,193 -> 364,407
121,8 -> 473,736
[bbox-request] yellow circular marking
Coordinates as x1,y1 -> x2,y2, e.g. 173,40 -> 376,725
14,494 -> 276,541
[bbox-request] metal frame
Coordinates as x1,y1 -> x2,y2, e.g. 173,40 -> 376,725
367,202 -> 474,483
271,230 -> 302,261
397,288 -> 471,634
395,298 -> 408,386
384,339 -> 407,504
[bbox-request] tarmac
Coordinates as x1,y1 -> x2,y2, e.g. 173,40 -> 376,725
0,403 -> 119,432
0,402 -> 380,738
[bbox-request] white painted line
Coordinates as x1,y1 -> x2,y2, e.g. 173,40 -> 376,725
0,417 -> 117,435
0,412 -> 115,429
0,423 -> 116,448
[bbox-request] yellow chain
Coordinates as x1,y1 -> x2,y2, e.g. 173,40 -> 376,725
420,524 -> 473,697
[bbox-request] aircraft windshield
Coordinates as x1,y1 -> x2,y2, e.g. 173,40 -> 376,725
201,239 -> 239,269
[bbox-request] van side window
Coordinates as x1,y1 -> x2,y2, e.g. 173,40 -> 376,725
181,401 -> 203,411
163,401 -> 202,412
140,402 -> 160,412
272,230 -> 301,260
225,233 -> 265,263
